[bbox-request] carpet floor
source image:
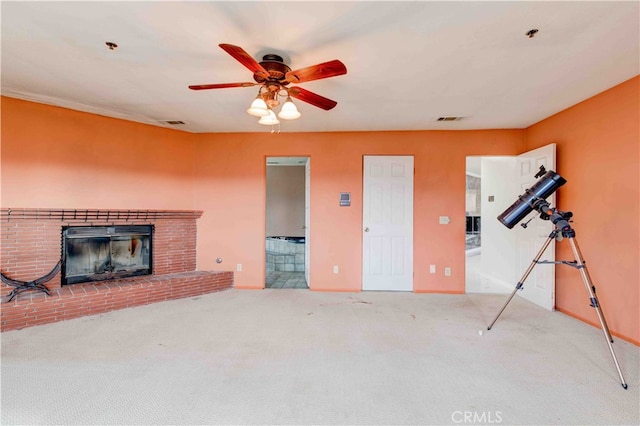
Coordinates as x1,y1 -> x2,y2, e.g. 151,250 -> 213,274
1,289 -> 638,425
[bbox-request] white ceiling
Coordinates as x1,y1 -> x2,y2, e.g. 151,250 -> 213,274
2,1 -> 638,134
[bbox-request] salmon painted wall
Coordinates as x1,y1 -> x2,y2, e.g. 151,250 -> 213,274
3,87 -> 637,343
193,131 -> 524,292
1,97 -> 196,210
525,76 -> 639,344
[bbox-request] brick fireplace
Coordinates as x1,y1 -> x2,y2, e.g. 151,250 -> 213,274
1,208 -> 233,331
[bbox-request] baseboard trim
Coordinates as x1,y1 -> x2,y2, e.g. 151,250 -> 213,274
556,307 -> 639,347
414,289 -> 465,294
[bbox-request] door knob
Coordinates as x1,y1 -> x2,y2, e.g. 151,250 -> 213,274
364,227 -> 369,232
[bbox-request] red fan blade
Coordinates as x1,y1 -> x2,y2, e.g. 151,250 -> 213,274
189,82 -> 257,90
288,86 -> 338,110
285,60 -> 347,84
219,44 -> 270,79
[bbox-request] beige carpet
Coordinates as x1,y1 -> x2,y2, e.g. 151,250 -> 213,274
1,289 -> 638,425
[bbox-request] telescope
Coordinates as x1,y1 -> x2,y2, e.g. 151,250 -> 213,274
489,165 -> 628,389
497,167 -> 566,229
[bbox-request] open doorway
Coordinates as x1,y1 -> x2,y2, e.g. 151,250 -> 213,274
265,157 -> 310,289
465,156 -> 515,294
465,144 -> 557,311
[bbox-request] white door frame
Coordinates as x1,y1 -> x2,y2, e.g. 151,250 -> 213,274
304,158 -> 310,286
265,156 -> 310,289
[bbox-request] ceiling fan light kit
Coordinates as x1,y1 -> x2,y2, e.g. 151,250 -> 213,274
189,43 -> 346,129
278,97 -> 301,120
247,85 -> 301,122
258,109 -> 280,126
247,94 -> 269,117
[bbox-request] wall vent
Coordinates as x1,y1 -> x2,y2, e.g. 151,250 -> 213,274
436,116 -> 464,121
162,120 -> 186,125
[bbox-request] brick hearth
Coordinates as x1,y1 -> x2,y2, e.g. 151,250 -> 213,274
1,208 -> 233,331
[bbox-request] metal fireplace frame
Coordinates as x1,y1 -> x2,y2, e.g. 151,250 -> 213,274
61,225 -> 154,285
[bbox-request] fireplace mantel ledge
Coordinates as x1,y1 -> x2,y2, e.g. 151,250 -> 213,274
1,208 -> 203,221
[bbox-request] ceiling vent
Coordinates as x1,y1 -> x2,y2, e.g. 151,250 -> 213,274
162,120 -> 186,125
436,116 -> 464,122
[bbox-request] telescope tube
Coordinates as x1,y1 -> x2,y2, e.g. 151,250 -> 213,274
497,170 -> 567,229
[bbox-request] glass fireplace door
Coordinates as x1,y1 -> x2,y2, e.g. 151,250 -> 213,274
62,225 -> 152,285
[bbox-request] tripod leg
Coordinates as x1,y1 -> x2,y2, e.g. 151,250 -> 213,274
567,237 -> 627,389
487,234 -> 555,330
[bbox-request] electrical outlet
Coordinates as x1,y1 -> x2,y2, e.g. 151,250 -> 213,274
444,267 -> 451,277
236,263 -> 243,272
430,264 -> 436,274
333,265 -> 339,274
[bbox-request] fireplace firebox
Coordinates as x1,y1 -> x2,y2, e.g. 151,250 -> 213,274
62,225 -> 153,285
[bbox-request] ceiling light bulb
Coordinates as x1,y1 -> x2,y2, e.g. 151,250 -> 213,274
278,97 -> 301,120
258,109 -> 280,125
247,96 -> 269,117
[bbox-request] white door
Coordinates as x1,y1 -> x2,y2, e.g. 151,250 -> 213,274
514,144 -> 557,310
304,158 -> 310,286
362,156 -> 413,291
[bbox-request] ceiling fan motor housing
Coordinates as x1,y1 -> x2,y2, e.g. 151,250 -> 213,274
254,54 -> 291,84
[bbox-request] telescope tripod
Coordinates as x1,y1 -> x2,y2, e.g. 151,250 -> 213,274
487,210 -> 628,389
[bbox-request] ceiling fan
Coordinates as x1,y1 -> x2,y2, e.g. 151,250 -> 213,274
189,44 -> 347,124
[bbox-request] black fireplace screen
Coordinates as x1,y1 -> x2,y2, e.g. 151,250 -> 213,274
62,225 -> 153,285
